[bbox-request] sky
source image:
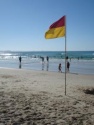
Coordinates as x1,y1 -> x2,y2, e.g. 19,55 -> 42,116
0,0 -> 94,51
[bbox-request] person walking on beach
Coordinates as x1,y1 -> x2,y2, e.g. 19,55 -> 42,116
58,63 -> 62,73
67,61 -> 70,71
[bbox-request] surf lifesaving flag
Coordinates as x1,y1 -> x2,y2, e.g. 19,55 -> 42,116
45,16 -> 65,39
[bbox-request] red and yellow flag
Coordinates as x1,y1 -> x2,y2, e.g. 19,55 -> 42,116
45,16 -> 65,39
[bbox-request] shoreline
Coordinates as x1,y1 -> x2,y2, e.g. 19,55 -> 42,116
0,66 -> 94,75
0,56 -> 94,75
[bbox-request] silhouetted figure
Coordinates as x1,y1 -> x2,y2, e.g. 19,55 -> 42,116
67,61 -> 70,71
58,63 -> 62,73
19,56 -> 22,69
46,56 -> 49,62
66,56 -> 68,60
40,57 -> 44,63
19,56 -> 22,63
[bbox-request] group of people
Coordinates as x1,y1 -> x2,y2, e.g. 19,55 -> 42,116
18,56 -> 49,69
41,56 -> 49,71
40,56 -> 49,63
58,61 -> 70,73
19,55 -> 70,72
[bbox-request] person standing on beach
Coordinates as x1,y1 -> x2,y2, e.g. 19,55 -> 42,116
19,56 -> 22,64
67,61 -> 70,71
46,56 -> 49,62
19,56 -> 22,69
58,63 -> 62,73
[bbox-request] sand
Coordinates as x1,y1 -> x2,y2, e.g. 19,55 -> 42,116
0,68 -> 94,125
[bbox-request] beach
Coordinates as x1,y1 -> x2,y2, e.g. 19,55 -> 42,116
0,68 -> 94,125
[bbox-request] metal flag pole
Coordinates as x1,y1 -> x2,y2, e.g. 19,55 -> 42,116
65,15 -> 67,95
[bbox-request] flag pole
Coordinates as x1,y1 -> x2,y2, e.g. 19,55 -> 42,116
65,15 -> 67,95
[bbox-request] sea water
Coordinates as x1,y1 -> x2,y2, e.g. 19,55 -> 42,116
0,51 -> 94,75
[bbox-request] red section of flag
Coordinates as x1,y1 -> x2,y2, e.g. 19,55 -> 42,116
49,16 -> 65,29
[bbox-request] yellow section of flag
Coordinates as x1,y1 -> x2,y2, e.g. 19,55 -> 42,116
45,26 -> 65,39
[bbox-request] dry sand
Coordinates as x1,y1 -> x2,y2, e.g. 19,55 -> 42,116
0,68 -> 94,125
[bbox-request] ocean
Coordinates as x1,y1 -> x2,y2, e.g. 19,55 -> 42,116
0,51 -> 94,75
